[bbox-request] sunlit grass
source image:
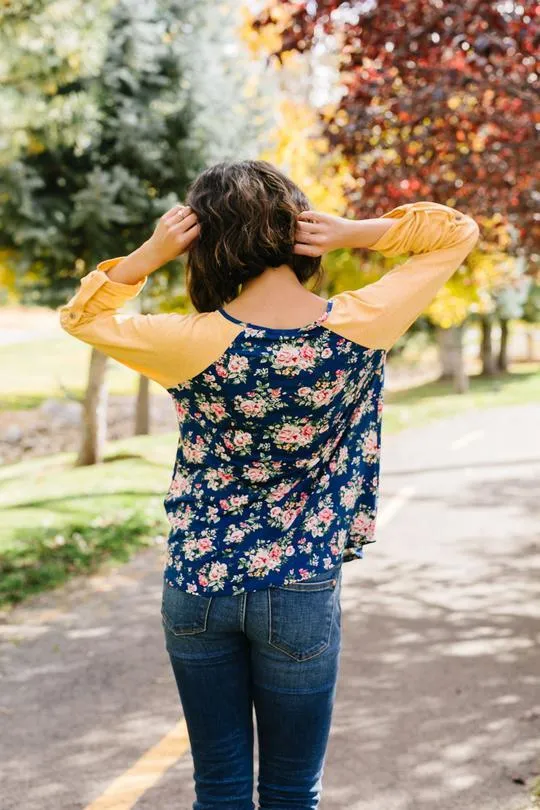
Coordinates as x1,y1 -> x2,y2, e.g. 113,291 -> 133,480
383,362 -> 540,435
0,431 -> 177,551
0,332 -> 165,408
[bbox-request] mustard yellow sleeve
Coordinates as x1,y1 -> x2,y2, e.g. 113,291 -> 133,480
58,257 -> 242,389
327,201 -> 480,351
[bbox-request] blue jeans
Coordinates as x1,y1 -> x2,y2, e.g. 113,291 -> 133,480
161,561 -> 343,810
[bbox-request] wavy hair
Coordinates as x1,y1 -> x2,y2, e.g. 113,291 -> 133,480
184,160 -> 323,312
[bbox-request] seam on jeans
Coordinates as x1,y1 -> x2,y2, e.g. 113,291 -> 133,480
277,580 -> 336,592
202,595 -> 212,631
240,591 -> 247,634
267,588 -> 272,646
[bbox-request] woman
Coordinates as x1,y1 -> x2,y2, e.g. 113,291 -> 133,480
59,160 -> 479,809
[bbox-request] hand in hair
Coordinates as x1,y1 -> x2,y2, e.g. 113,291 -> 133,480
294,210 -> 394,255
147,204 -> 201,266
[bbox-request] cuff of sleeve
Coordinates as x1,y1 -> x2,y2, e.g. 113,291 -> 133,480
95,256 -> 149,296
58,257 -> 148,327
370,201 -> 476,257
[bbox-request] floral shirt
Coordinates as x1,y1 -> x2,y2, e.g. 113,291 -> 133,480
59,201 -> 479,597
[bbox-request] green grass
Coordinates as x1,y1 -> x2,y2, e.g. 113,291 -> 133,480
0,431 -> 178,550
0,333 -> 165,408
0,509 -> 165,607
383,363 -> 540,435
0,431 -> 179,607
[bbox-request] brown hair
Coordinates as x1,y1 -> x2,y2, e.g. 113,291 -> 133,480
185,160 -> 322,312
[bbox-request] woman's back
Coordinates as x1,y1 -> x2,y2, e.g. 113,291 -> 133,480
164,298 -> 384,595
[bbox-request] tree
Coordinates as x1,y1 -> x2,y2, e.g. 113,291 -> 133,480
0,0 -> 262,462
251,0 -> 539,388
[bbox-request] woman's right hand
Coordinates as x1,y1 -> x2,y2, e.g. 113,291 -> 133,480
146,204 -> 200,267
294,210 -> 359,256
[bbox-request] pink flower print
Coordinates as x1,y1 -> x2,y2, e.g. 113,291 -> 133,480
230,494 -> 248,509
362,429 -> 379,463
215,364 -> 227,377
211,402 -> 227,420
248,544 -> 283,575
245,464 -> 270,483
269,543 -> 282,560
228,354 -> 249,374
233,430 -> 252,449
268,480 -> 296,502
299,345 -> 316,363
182,435 -> 207,463
197,537 -> 214,555
198,574 -> 209,587
318,506 -> 336,526
186,583 -> 198,594
301,424 -> 315,441
208,562 -> 228,582
174,400 -> 188,421
275,423 -> 313,448
321,347 -> 333,359
298,386 -> 311,397
238,397 -> 265,417
269,388 -> 282,399
281,508 -> 299,529
285,545 -> 295,556
313,389 -> 332,406
341,486 -> 358,509
352,511 -> 375,539
228,527 -> 246,544
168,473 -> 191,497
274,345 -> 300,368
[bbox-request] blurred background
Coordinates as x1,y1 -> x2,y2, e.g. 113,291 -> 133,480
0,2 -> 538,809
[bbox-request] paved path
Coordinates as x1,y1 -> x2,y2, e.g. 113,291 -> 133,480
1,404 -> 539,810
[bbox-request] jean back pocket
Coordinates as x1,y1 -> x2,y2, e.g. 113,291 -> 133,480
161,583 -> 212,636
268,566 -> 341,662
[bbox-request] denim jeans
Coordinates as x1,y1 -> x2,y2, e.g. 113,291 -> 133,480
161,561 -> 343,810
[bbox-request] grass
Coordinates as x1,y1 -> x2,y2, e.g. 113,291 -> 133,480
0,333 -> 165,408
0,509 -> 165,607
382,363 -> 540,435
0,431 -> 178,607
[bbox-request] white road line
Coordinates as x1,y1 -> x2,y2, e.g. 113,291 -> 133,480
451,429 -> 484,450
378,486 -> 415,527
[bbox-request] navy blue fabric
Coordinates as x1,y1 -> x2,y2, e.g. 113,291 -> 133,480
164,303 -> 385,597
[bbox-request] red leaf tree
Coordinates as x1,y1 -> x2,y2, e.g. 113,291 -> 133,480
252,0 -> 538,255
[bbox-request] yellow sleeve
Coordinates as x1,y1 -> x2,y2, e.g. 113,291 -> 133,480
327,201 -> 480,351
58,257 -> 242,389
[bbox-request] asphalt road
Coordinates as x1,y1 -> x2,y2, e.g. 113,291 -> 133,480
1,403 -> 539,810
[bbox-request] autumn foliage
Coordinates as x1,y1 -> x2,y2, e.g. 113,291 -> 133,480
251,1 -> 539,256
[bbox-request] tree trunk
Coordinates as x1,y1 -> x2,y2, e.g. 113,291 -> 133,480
134,374 -> 150,435
436,326 -> 455,379
479,314 -> 497,376
76,348 -> 108,466
526,326 -> 536,361
498,318 -> 509,372
438,325 -> 469,393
